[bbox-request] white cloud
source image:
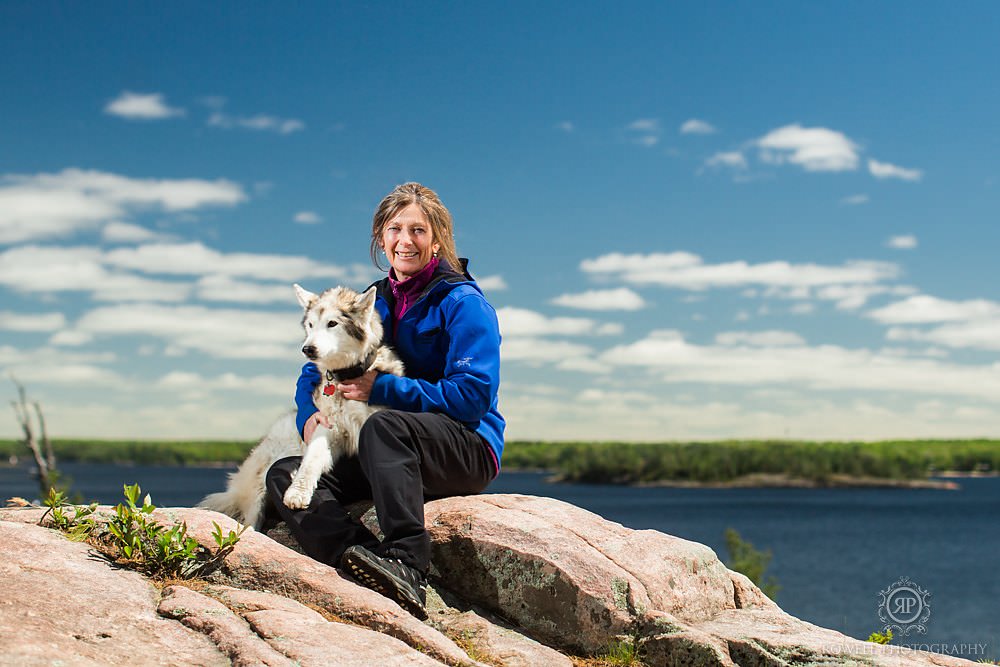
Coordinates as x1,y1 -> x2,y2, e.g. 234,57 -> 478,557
555,121 -> 574,133
0,245 -> 191,301
75,303 -> 301,360
101,221 -> 172,243
886,234 -> 918,249
104,92 -> 185,120
704,151 -> 747,170
0,310 -> 66,332
887,321 -> 1000,351
598,329 -> 1000,401
715,330 -> 806,347
627,118 -> 660,132
0,168 -> 246,243
208,111 -> 305,135
869,295 -> 1000,324
756,124 -> 860,172
551,288 -> 646,311
868,159 -> 923,181
496,307 -> 612,336
103,242 -> 347,281
500,338 -> 594,363
626,118 -> 660,147
680,119 -> 717,135
157,371 -> 289,397
581,252 -> 899,290
195,275 -> 298,304
813,284 -> 917,310
841,194 -> 869,205
49,330 -> 94,346
475,275 -> 507,291
790,303 -> 816,315
294,211 -> 322,224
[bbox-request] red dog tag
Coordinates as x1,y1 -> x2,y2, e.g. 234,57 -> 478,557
323,384 -> 337,396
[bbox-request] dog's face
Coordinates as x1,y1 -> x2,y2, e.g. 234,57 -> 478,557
294,284 -> 379,367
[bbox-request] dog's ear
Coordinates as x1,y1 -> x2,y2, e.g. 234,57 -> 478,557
356,285 -> 378,319
293,283 -> 317,309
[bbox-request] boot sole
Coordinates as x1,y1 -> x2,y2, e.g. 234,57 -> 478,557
342,548 -> 428,620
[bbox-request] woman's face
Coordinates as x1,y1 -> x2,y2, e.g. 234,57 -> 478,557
381,203 -> 439,280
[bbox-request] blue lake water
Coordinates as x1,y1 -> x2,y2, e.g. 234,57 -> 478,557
2,463 -> 997,661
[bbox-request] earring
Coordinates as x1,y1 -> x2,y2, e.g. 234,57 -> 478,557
433,249 -> 439,257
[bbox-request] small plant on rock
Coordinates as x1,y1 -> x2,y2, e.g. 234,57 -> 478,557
42,482 -> 247,581
40,487 -> 97,541
866,629 -> 893,644
104,483 -> 246,579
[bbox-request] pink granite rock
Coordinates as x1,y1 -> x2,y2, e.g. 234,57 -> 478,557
0,519 -> 228,667
161,584 -> 444,666
155,507 -> 484,667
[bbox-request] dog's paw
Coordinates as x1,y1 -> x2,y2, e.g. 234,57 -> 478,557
283,484 -> 314,509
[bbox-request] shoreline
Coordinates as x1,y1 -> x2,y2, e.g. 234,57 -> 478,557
547,472 -> 962,490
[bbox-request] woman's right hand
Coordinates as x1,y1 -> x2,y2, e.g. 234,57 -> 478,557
302,411 -> 332,444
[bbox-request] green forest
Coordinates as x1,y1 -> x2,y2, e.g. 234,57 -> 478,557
3,438 -> 998,485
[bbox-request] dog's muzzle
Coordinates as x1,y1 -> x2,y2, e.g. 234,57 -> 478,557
301,345 -> 319,360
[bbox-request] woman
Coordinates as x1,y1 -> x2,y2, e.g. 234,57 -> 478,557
265,182 -> 504,619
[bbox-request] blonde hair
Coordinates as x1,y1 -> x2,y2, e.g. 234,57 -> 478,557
370,182 -> 461,273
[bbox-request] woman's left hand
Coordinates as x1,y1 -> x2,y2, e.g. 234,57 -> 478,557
338,370 -> 378,402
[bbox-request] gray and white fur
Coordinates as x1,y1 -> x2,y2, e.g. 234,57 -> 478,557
198,284 -> 404,529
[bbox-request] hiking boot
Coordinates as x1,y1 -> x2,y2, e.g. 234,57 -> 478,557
341,545 -> 428,619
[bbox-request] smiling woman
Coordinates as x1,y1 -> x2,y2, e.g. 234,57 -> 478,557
266,182 -> 504,619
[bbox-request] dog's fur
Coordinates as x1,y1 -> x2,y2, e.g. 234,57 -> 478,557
198,284 -> 404,528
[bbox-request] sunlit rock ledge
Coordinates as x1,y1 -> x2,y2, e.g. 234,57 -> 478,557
0,496 -> 979,666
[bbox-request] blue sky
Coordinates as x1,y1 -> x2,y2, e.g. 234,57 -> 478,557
2,2 -> 1000,440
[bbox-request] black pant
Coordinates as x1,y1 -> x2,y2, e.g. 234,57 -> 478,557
265,410 -> 496,572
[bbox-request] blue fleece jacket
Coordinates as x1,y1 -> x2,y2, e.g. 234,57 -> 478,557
294,259 -> 505,473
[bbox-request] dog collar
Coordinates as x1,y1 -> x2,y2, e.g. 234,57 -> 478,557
322,348 -> 379,395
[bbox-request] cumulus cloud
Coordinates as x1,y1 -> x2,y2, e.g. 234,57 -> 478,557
580,252 -> 899,290
103,242 -> 346,281
813,284 -> 917,310
841,194 -> 869,205
475,275 -> 508,292
293,211 -> 322,224
627,118 -> 660,132
101,221 -> 173,243
756,124 -> 860,172
680,119 -> 717,135
208,111 -> 305,135
715,330 -> 806,347
195,275 -> 299,305
157,371 -> 289,397
868,159 -> 923,181
550,288 -> 646,311
0,245 -> 191,301
704,151 -> 747,170
0,240 -> 370,305
886,234 -> 918,249
104,91 -> 185,120
886,321 -> 1000,351
0,168 -> 246,243
626,118 -> 660,147
74,303 -> 301,359
500,338 -> 594,363
598,329 -> 1000,401
869,295 -> 1000,324
496,307 -> 615,337
0,310 -> 66,332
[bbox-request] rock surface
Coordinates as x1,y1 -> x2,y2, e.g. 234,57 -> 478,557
0,494 -> 982,667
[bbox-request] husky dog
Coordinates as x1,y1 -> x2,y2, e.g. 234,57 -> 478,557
199,284 -> 404,529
